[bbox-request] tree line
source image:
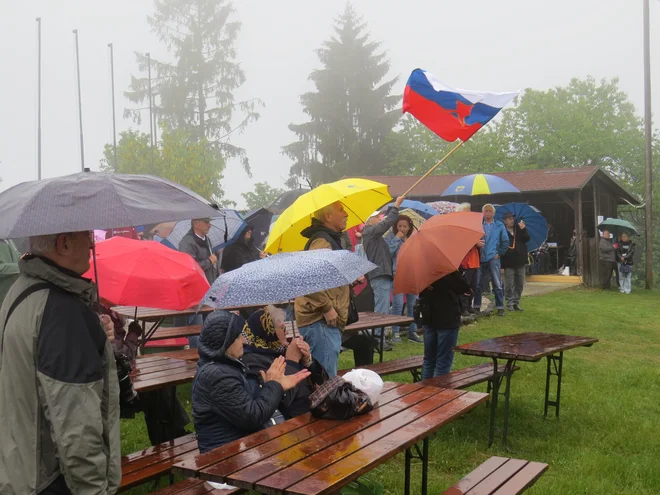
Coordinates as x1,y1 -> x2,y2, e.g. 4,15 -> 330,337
100,0 -> 658,276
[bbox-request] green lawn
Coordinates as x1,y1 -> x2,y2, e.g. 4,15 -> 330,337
121,288 -> 660,494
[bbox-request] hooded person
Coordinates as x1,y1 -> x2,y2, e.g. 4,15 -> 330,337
241,305 -> 327,418
220,225 -> 264,273
192,310 -> 310,453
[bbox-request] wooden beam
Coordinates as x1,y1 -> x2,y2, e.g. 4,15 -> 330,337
576,191 -> 584,276
593,180 -> 600,283
559,192 -> 576,210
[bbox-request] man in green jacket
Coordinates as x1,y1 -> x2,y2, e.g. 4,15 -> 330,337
0,232 -> 121,494
0,239 -> 20,306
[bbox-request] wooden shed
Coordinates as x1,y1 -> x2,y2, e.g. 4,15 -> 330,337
361,166 -> 640,286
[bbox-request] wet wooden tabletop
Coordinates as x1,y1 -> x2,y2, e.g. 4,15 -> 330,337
112,305 -> 216,321
173,381 -> 488,495
453,332 -> 598,362
131,356 -> 198,393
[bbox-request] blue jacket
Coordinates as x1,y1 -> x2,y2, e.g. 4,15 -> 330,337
385,232 -> 404,276
481,220 -> 509,263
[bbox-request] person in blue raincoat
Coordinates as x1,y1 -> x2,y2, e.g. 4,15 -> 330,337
473,204 -> 509,316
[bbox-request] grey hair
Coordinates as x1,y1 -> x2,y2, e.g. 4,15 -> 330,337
456,202 -> 472,212
267,305 -> 286,328
313,204 -> 335,222
29,234 -> 58,255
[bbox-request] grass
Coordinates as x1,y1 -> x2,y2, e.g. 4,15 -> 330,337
121,287 -> 660,494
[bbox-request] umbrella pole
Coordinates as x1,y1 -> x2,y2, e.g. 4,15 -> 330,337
92,243 -> 101,313
289,300 -> 296,338
402,140 -> 465,197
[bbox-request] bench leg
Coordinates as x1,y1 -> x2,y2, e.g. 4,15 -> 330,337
404,447 -> 412,495
488,358 -> 516,449
544,352 -> 564,418
372,328 -> 384,363
410,368 -> 421,383
403,439 -> 429,495
421,437 -> 429,495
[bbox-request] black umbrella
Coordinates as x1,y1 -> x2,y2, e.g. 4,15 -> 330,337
267,188 -> 310,215
244,207 -> 274,250
0,171 -> 220,239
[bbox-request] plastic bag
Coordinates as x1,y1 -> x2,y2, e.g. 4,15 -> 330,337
309,376 -> 373,420
561,266 -> 570,276
342,369 -> 384,405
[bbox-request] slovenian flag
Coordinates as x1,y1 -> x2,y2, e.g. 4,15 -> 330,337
403,69 -> 519,142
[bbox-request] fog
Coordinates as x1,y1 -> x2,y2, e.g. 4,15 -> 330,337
0,0 -> 658,207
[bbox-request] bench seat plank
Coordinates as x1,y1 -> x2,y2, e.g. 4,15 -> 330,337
150,478 -> 243,495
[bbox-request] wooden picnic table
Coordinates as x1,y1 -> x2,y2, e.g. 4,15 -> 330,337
131,356 -> 198,394
339,312 -> 414,363
173,381 -> 488,495
453,332 -> 598,447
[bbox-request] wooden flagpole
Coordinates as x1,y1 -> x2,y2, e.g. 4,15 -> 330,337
401,140 -> 465,197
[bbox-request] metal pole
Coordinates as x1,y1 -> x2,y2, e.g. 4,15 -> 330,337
36,17 -> 42,180
108,43 -> 118,169
146,52 -> 154,171
73,29 -> 85,171
643,0 -> 654,289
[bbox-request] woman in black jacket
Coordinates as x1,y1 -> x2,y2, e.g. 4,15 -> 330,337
241,306 -> 327,418
418,271 -> 470,379
192,310 -> 310,453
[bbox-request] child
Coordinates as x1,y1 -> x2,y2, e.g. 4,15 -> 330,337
616,232 -> 635,294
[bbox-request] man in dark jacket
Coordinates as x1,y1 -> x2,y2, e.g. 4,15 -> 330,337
192,310 -> 309,453
418,271 -> 470,379
220,225 -> 264,273
178,218 -> 217,286
0,232 -> 121,494
599,230 -> 617,290
501,212 -> 531,312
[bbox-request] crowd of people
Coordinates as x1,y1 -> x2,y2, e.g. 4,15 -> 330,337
0,197 -> 565,494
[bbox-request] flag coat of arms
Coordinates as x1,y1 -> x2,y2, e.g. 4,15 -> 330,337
403,69 -> 519,142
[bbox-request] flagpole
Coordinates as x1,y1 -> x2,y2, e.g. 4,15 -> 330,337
146,52 -> 154,171
643,0 -> 653,289
108,43 -> 118,169
73,29 -> 85,171
402,140 -> 465,197
36,17 -> 42,180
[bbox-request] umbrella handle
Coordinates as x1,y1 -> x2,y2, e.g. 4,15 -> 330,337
92,243 -> 101,313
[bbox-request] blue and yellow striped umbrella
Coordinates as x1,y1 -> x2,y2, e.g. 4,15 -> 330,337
441,174 -> 520,197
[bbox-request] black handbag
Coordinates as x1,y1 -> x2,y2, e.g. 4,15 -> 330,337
347,288 -> 359,326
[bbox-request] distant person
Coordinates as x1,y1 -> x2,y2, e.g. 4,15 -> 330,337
616,232 -> 635,294
179,218 -> 218,348
192,310 -> 310,453
0,232 -> 120,494
599,230 -> 617,290
0,239 -> 20,306
418,271 -> 470,378
361,196 -> 405,346
220,225 -> 265,273
473,204 -> 509,316
294,202 -> 374,376
501,212 -> 531,311
455,203 -> 481,316
385,214 -> 423,343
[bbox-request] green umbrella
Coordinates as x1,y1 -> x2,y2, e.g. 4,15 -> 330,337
597,218 -> 639,237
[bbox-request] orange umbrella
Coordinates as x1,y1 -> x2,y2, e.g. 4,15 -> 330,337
394,212 -> 484,295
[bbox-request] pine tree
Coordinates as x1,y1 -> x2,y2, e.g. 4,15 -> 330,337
283,3 -> 400,187
124,0 -> 261,174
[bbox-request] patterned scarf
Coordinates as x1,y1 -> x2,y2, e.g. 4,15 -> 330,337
242,308 -> 286,354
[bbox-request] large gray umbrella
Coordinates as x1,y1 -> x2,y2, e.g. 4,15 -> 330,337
203,249 -> 377,308
0,171 -> 220,238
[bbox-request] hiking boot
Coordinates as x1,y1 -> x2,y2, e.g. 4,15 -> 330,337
408,333 -> 424,344
514,305 -> 524,312
461,310 -> 471,317
497,309 -> 506,316
391,336 -> 402,343
507,306 -> 515,312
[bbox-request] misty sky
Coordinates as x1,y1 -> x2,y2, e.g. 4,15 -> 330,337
0,0 -> 658,208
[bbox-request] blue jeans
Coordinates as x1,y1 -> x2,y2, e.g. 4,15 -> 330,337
391,293 -> 418,338
422,326 -> 459,380
474,257 -> 504,310
298,321 -> 342,377
370,276 -> 393,337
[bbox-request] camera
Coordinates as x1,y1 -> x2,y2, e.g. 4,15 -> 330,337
115,352 -> 141,419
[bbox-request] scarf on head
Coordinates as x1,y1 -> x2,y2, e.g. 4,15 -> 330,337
242,308 -> 286,354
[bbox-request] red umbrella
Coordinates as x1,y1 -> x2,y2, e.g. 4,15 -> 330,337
83,237 -> 209,310
394,212 -> 484,295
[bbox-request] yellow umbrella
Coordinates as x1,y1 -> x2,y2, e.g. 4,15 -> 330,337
265,178 -> 392,253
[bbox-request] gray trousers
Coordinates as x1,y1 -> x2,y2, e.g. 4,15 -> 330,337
504,266 -> 526,308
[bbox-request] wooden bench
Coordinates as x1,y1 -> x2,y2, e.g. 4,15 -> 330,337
421,363 -> 521,390
148,325 -> 202,341
441,456 -> 548,494
142,348 -> 200,361
339,355 -> 424,381
119,434 -> 199,492
149,478 -> 243,494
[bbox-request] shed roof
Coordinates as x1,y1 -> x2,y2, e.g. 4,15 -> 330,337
361,166 -> 639,205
